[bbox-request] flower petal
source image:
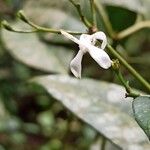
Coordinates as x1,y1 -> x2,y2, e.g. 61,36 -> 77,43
80,34 -> 92,44
60,30 -> 81,45
79,34 -> 92,53
88,45 -> 112,69
70,50 -> 84,78
91,31 -> 107,49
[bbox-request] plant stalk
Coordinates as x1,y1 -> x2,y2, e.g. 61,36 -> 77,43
107,44 -> 150,92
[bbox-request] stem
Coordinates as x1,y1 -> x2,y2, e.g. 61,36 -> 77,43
118,72 -> 140,98
69,0 -> 92,28
117,71 -> 140,98
22,19 -> 84,35
3,27 -> 84,35
107,44 -> 150,92
6,29 -> 38,33
1,20 -> 38,33
94,0 -> 115,38
90,0 -> 97,27
112,61 -> 140,98
2,20 -> 85,35
101,136 -> 106,150
116,21 -> 150,40
15,11 -> 86,35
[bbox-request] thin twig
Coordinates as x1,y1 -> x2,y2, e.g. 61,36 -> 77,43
116,21 -> 150,40
107,44 -> 150,92
1,20 -> 85,35
21,19 -> 85,35
112,60 -> 140,98
117,70 -> 140,98
90,0 -> 97,27
2,26 -> 84,35
94,0 -> 115,38
101,136 -> 106,150
69,0 -> 92,28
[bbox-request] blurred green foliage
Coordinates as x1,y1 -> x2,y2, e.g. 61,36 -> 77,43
0,0 -> 150,149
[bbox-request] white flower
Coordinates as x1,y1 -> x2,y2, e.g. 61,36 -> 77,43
61,30 -> 112,78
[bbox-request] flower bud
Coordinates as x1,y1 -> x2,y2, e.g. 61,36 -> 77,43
1,20 -> 13,31
17,10 -> 29,23
112,59 -> 120,70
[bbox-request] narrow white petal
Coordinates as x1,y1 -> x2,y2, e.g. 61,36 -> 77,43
88,45 -> 111,69
61,31 -> 92,53
80,34 -> 92,44
91,31 -> 107,49
60,30 -> 80,45
70,50 -> 84,78
79,34 -> 92,53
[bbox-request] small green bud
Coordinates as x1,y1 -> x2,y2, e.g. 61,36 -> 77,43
112,59 -> 120,70
17,10 -> 29,23
1,20 -> 14,31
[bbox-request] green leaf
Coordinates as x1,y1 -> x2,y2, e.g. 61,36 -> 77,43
25,0 -> 150,21
31,75 -> 150,150
24,6 -> 86,43
24,0 -> 75,14
24,7 -> 85,32
2,25 -> 72,73
132,96 -> 150,140
2,6 -> 86,73
101,0 -> 148,15
106,6 -> 137,31
25,0 -> 148,15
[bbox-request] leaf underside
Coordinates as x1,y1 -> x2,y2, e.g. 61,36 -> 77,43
31,75 -> 150,150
